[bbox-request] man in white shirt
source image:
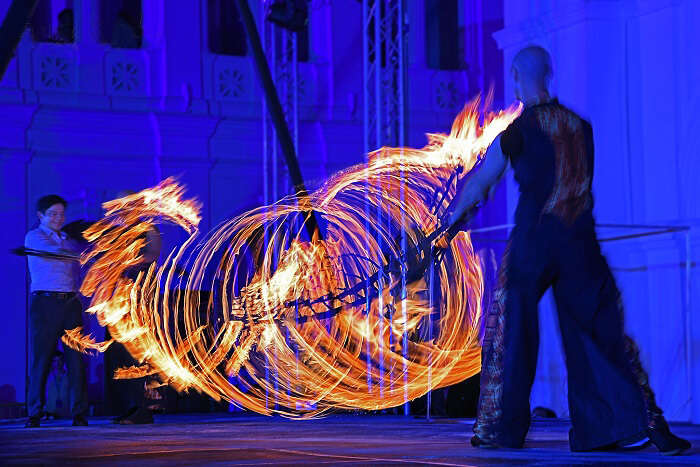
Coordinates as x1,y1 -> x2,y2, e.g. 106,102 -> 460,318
24,195 -> 88,427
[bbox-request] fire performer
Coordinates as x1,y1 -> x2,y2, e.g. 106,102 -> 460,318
107,190 -> 162,425
24,195 -> 88,428
449,46 -> 690,455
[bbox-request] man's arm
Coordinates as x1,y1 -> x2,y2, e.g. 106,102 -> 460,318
24,229 -> 78,257
448,134 -> 509,227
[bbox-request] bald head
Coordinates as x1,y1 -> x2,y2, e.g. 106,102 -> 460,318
511,46 -> 552,103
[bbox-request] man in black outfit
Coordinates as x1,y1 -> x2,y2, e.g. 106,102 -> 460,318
450,46 -> 690,455
106,190 -> 162,425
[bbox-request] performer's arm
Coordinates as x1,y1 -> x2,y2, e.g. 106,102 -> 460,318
141,226 -> 162,264
449,134 -> 508,227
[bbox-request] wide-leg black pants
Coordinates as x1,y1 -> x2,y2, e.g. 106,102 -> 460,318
473,214 -> 665,451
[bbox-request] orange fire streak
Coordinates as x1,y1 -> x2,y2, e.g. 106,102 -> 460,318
63,96 -> 522,417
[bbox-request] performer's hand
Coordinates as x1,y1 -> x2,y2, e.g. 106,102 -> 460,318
448,196 -> 472,229
447,182 -> 479,231
447,203 -> 478,237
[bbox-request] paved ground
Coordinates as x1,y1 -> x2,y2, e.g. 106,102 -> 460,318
0,414 -> 697,465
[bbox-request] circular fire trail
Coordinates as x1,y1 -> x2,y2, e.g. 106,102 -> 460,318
63,97 -> 522,417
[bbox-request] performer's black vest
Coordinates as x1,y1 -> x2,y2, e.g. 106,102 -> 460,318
500,99 -> 595,228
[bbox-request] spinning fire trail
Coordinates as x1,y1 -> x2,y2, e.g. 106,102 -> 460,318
63,97 -> 522,417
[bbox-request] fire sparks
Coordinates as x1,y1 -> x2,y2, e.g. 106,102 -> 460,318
63,96 -> 522,417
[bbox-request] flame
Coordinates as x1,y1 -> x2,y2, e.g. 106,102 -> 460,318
63,96 -> 522,417
62,327 -> 114,355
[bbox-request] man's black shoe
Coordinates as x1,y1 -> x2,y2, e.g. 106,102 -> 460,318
470,435 -> 499,449
72,415 -> 89,427
647,425 -> 691,456
118,407 -> 154,425
614,430 -> 651,451
112,406 -> 138,424
24,416 -> 40,428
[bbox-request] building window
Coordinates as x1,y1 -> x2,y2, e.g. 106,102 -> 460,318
100,0 -> 143,49
30,0 -> 75,43
208,0 -> 247,56
425,0 -> 466,70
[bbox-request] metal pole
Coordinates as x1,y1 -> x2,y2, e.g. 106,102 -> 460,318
235,0 -> 319,238
426,259 -> 434,421
362,0 -> 371,156
374,0 -> 381,150
0,0 -> 39,81
362,0 -> 375,398
685,229 -> 692,420
260,2 -> 270,412
376,0 -> 385,404
397,0 -> 409,417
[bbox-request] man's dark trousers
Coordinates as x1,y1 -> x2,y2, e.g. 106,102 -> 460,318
27,292 -> 88,418
104,336 -> 145,415
476,213 -> 649,451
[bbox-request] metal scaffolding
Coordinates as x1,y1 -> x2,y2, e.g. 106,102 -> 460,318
261,2 -> 300,203
362,0 -> 410,415
258,1 -> 301,412
363,0 -> 407,153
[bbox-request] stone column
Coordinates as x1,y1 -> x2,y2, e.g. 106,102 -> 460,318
0,147 -> 33,408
